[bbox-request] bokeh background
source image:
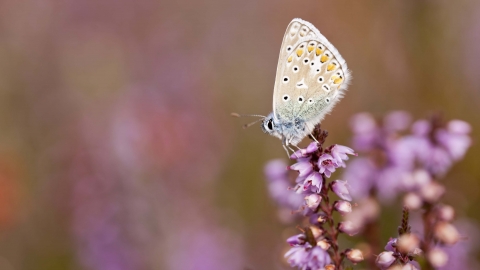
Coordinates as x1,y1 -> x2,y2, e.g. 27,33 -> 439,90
0,0 -> 479,269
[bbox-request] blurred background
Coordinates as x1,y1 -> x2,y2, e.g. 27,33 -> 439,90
0,0 -> 478,269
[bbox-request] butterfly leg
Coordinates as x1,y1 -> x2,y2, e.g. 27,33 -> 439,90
282,144 -> 291,157
310,132 -> 320,144
284,138 -> 300,159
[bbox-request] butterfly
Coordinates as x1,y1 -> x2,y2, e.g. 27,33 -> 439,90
235,18 -> 351,156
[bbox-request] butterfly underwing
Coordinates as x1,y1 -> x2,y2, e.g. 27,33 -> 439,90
261,18 -> 351,154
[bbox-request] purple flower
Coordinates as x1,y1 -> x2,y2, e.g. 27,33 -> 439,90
436,122 -> 471,161
297,172 -> 323,194
385,238 -> 397,252
330,145 -> 356,167
343,157 -> 406,202
285,245 -> 331,269
318,154 -> 336,177
338,221 -> 360,236
334,200 -> 352,215
290,142 -> 319,159
290,160 -> 314,178
331,180 -> 352,201
304,194 -> 322,210
375,251 -> 396,269
264,160 -> 304,210
350,113 -> 378,151
287,234 -> 306,246
284,246 -> 310,267
404,118 -> 472,176
383,111 -> 412,133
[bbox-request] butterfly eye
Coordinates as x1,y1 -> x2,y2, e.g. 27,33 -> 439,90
283,76 -> 289,83
325,98 -> 331,103
292,66 -> 299,73
283,94 -> 290,101
318,76 -> 324,82
308,98 -> 315,104
267,119 -> 274,130
297,96 -> 304,103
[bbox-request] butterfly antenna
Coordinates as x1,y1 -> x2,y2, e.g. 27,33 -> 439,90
242,118 -> 264,129
231,113 -> 266,118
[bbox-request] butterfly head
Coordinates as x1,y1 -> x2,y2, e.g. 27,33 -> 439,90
261,112 -> 283,140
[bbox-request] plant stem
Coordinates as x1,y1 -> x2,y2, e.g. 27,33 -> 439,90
320,175 -> 342,269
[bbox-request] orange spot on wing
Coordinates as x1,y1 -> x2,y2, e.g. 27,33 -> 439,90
327,63 -> 336,71
308,46 -> 314,53
320,54 -> 329,63
334,77 -> 343,84
316,48 -> 322,56
288,55 -> 293,62
296,49 -> 304,57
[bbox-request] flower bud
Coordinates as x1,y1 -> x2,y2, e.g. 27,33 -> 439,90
331,180 -> 352,201
317,239 -> 330,250
436,205 -> 455,221
305,194 -> 321,209
309,213 -> 327,225
334,200 -> 352,215
384,238 -> 397,252
375,251 -> 395,269
338,221 -> 360,236
286,234 -> 305,246
448,120 -> 471,134
434,222 -> 460,245
309,226 -> 324,239
345,249 -> 364,264
420,182 -> 445,203
396,234 -> 420,254
427,248 -> 448,268
403,193 -> 423,210
325,264 -> 335,270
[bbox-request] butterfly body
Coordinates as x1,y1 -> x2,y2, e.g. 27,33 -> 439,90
262,18 -> 351,151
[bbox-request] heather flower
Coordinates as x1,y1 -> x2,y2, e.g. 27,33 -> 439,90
338,220 -> 360,236
345,249 -> 364,264
331,180 -> 352,201
318,154 -> 337,177
290,160 -> 314,178
290,142 -> 319,159
264,159 -> 304,211
419,181 -> 445,203
436,205 -> 455,222
266,127 -> 358,269
304,194 -> 321,210
403,193 -> 422,210
385,238 -> 397,252
343,197 -> 380,232
427,248 -> 448,268
330,144 -> 356,167
295,171 -> 323,194
434,222 -> 460,245
375,251 -> 396,269
333,200 -> 352,215
438,220 -> 480,269
396,234 -> 420,254
343,155 -> 407,202
403,118 -> 472,176
285,244 -> 331,269
287,234 -> 306,246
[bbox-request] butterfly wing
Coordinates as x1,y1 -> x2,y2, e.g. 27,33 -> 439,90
273,18 -> 351,129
